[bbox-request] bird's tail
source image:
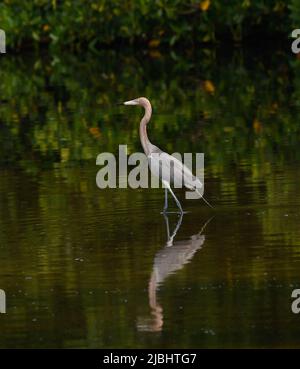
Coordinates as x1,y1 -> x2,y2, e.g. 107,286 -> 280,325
196,189 -> 214,209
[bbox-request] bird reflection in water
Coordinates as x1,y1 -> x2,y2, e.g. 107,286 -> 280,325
137,214 -> 212,332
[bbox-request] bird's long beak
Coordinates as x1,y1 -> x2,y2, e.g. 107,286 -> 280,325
123,99 -> 138,105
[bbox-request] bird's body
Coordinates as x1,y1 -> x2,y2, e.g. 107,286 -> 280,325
123,97 -> 211,213
148,147 -> 202,192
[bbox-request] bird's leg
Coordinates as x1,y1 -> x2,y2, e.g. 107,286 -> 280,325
167,187 -> 184,214
163,187 -> 168,213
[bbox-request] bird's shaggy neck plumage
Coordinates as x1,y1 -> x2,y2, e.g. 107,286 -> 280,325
139,98 -> 152,156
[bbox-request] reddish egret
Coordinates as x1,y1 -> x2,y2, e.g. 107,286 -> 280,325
123,97 -> 212,213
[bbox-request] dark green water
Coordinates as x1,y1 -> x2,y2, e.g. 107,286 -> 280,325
1,47 -> 300,348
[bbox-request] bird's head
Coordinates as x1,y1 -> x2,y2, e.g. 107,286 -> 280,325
122,97 -> 151,109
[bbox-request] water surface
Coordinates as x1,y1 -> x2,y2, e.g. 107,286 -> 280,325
1,47 -> 300,348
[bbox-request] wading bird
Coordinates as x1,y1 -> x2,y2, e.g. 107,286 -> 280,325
122,97 -> 212,213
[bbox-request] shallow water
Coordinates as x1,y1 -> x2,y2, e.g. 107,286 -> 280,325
1,47 -> 300,348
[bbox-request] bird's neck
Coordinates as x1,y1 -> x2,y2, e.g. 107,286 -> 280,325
139,103 -> 152,156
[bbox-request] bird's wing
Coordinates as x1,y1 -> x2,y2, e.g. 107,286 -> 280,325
148,150 -> 202,190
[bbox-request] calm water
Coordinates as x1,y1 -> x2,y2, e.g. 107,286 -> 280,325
1,47 -> 300,348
